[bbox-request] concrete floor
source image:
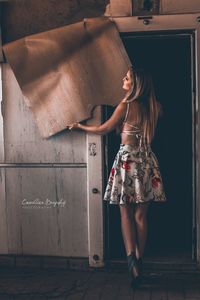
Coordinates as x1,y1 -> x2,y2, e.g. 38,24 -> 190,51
0,266 -> 200,300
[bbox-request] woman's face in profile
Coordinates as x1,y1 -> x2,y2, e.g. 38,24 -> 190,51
122,70 -> 132,91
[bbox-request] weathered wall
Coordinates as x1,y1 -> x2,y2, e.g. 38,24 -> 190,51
106,0 -> 200,16
2,1 -> 200,44
1,0 -> 109,43
160,0 -> 200,14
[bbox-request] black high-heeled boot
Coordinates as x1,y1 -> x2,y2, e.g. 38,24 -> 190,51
127,252 -> 140,287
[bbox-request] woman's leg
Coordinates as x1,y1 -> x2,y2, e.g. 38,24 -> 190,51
119,202 -> 137,256
134,201 -> 151,259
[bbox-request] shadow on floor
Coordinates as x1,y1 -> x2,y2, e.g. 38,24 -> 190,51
0,267 -> 199,299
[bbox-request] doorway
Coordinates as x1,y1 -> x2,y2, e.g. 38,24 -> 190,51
103,32 -> 194,263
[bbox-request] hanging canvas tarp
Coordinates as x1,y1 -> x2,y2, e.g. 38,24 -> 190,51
2,17 -> 131,138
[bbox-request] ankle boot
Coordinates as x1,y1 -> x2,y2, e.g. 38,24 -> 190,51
127,252 -> 140,287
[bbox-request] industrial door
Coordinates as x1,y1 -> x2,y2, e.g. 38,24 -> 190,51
0,17 -> 130,267
104,32 -> 194,264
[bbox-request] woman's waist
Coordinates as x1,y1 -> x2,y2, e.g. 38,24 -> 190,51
120,142 -> 152,153
121,134 -> 146,145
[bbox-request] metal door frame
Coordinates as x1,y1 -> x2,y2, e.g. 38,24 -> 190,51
111,13 -> 200,266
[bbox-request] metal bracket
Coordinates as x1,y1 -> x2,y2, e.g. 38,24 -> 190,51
138,16 -> 153,20
138,16 -> 153,25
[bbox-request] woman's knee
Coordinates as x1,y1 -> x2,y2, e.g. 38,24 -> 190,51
134,203 -> 149,223
119,203 -> 133,220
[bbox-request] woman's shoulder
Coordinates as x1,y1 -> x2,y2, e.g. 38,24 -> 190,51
114,99 -> 128,116
117,99 -> 129,109
121,98 -> 128,103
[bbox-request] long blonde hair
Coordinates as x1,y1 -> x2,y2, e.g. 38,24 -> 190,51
123,67 -> 162,144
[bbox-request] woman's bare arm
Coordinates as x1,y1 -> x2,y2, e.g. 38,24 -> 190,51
68,101 -> 127,135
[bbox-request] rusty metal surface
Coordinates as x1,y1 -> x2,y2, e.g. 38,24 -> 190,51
2,17 -> 130,138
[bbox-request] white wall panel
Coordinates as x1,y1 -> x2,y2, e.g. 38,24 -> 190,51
4,167 -> 88,256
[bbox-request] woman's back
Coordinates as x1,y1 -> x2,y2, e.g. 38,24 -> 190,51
120,100 -> 148,146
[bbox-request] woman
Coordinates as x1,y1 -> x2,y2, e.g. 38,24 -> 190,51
67,66 -> 166,287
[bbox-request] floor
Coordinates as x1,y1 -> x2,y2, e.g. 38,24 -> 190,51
0,266 -> 200,300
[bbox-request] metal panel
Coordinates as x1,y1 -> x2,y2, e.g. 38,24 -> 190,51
1,63 -> 86,164
4,167 -> 88,256
0,167 -> 8,254
114,14 -> 200,32
0,47 -> 89,258
0,21 -> 8,253
86,106 -> 104,267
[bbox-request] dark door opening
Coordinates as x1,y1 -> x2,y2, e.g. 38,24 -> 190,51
103,32 -> 194,262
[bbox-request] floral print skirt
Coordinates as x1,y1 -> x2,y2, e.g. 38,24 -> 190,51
103,143 -> 166,205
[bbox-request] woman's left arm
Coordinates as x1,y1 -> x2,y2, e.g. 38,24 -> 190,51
67,101 -> 126,135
